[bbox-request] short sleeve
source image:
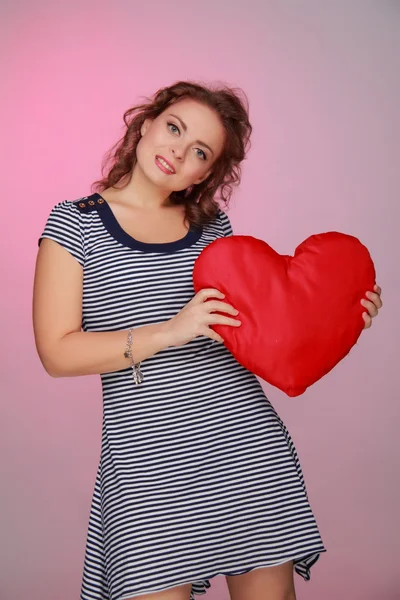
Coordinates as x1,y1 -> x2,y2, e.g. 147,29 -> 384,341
38,200 -> 85,267
218,208 -> 234,237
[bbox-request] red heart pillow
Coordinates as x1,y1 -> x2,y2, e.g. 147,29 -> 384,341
193,232 -> 376,397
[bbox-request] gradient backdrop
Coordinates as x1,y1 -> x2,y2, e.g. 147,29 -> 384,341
1,1 -> 399,599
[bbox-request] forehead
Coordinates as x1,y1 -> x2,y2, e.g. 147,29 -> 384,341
161,98 -> 225,151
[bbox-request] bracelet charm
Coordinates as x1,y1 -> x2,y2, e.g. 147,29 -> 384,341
124,328 -> 144,385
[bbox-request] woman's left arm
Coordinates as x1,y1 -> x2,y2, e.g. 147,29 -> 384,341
361,284 -> 383,329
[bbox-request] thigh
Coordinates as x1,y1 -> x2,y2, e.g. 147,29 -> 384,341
125,582 -> 192,600
226,560 -> 296,600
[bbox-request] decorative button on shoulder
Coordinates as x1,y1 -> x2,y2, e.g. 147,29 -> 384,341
75,193 -> 106,213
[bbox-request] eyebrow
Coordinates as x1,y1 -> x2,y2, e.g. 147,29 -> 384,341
167,113 -> 215,156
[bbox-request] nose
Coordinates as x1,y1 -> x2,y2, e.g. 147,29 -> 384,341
171,145 -> 184,160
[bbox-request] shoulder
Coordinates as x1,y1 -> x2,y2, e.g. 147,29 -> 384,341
72,193 -> 106,213
46,193 -> 105,220
41,195 -> 94,241
38,197 -> 88,264
45,198 -> 83,223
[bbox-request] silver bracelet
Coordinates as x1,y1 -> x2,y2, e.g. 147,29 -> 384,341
124,327 -> 144,385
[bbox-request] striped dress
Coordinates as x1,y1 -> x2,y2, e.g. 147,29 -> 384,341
38,192 -> 326,600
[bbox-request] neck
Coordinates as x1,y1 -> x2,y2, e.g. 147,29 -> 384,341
113,162 -> 173,210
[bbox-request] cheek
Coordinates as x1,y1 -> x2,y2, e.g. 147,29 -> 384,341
137,133 -> 154,155
135,137 -> 146,163
178,165 -> 204,187
186,158 -> 209,178
136,135 -> 160,173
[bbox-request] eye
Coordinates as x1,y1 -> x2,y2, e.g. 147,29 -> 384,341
167,122 -> 179,134
195,148 -> 207,161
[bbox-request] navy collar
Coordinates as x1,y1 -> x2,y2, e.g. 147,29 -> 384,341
77,193 -> 203,253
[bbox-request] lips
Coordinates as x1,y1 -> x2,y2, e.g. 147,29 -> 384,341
155,155 -> 176,174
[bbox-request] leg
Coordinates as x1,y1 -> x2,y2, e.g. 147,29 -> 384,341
226,560 -> 296,600
125,582 -> 192,600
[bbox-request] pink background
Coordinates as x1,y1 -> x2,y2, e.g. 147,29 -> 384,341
1,1 -> 399,599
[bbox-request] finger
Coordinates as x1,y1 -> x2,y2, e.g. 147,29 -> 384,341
203,300 -> 239,316
203,327 -> 225,344
362,312 -> 372,329
374,284 -> 382,295
207,314 -> 242,327
361,298 -> 378,317
196,288 -> 225,303
365,291 -> 383,308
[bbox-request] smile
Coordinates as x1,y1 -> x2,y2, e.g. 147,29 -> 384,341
155,155 -> 176,174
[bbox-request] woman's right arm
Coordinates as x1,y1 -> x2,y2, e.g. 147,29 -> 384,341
33,239 -> 241,378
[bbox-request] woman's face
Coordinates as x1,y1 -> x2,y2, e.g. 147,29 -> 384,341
135,98 -> 226,193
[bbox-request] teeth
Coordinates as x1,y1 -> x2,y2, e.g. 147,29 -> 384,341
157,157 -> 174,172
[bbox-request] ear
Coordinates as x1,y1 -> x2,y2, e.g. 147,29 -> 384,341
140,118 -> 153,137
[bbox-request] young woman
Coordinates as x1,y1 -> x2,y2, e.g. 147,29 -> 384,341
33,80 -> 382,600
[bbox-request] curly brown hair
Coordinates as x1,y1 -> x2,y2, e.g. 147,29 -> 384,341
92,80 -> 253,228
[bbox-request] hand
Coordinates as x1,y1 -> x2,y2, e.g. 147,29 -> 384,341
162,288 -> 241,347
361,284 -> 383,330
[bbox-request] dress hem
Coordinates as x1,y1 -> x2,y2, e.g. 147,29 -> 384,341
116,548 -> 327,600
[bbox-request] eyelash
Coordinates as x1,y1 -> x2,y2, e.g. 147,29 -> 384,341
167,122 -> 207,160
